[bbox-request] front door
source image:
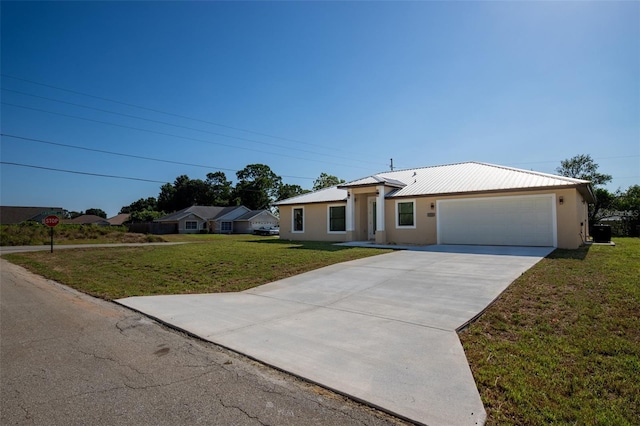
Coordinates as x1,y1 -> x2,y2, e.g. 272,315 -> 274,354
368,197 -> 377,240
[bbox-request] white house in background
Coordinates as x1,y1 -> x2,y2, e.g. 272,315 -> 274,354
154,205 -> 279,234
275,161 -> 595,249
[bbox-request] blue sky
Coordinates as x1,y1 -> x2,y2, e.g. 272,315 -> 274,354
1,1 -> 638,217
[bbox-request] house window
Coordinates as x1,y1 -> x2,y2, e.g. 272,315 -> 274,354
185,221 -> 198,230
292,207 -> 304,233
220,222 -> 232,232
328,205 -> 346,233
396,200 -> 416,228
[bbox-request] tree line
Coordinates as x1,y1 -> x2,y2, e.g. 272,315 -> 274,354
120,164 -> 345,222
556,154 -> 639,237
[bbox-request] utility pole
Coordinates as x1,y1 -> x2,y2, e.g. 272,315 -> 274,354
390,158 -> 394,171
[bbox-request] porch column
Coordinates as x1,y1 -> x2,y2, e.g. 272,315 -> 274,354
375,185 -> 386,244
346,189 -> 355,241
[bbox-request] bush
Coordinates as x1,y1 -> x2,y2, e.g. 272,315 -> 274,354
0,224 -> 161,246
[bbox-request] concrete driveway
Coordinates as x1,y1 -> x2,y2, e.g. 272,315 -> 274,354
118,245 -> 553,425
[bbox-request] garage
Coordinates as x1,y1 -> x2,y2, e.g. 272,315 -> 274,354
437,194 -> 557,247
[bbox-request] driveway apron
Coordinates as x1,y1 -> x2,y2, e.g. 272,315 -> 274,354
117,245 -> 552,425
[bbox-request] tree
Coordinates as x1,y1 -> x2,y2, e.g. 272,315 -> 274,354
277,184 -> 310,201
65,210 -> 83,219
157,175 -> 213,212
613,185 -> 640,237
206,171 -> 233,206
85,208 -> 107,218
120,197 -> 158,214
129,209 -> 165,223
591,187 -> 616,223
313,173 -> 345,191
233,164 -> 282,210
557,154 -> 613,225
556,154 -> 612,186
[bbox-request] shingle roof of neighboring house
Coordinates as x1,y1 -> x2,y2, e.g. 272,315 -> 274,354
107,213 -> 131,225
0,206 -> 64,225
63,215 -> 110,225
275,161 -> 595,205
155,206 -> 247,222
234,209 -> 277,221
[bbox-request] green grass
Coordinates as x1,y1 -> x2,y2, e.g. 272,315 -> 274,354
0,223 -> 164,246
459,238 -> 640,425
2,236 -> 391,299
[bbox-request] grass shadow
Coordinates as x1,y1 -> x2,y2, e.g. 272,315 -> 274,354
245,238 -> 359,252
547,244 -> 591,261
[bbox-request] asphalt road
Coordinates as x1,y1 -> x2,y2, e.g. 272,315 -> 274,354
0,259 -> 404,426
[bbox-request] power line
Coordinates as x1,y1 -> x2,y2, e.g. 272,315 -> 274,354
1,161 -> 303,194
2,101 -> 373,171
1,133 -> 315,180
2,88 -> 383,167
1,74 -> 382,162
1,161 -> 167,183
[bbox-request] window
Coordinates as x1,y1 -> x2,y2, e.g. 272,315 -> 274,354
220,221 -> 232,232
396,200 -> 416,228
185,221 -> 198,230
328,205 -> 346,233
293,207 -> 304,233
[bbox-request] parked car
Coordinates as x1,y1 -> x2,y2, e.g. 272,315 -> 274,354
254,226 -> 279,236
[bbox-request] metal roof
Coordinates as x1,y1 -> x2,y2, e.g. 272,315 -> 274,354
275,162 -> 594,205
274,185 -> 347,206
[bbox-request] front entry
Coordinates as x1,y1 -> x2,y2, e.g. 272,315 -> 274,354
368,197 -> 377,240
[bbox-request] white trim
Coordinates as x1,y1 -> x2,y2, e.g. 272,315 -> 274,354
185,220 -> 198,230
436,194 -> 557,247
376,185 -> 385,232
327,204 -> 347,234
291,206 -> 305,233
395,199 -> 416,229
346,190 -> 354,232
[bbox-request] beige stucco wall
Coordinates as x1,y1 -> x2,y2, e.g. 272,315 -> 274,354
278,187 -> 588,249
279,203 -> 347,242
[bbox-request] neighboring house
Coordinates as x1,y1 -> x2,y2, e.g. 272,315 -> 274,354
275,161 -> 595,250
155,205 -> 273,234
63,215 -> 110,226
233,209 -> 280,234
0,206 -> 64,225
107,213 -> 131,226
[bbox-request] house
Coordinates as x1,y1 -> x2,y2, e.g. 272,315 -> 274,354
275,162 -> 595,250
233,209 -> 280,234
0,206 -> 64,225
63,215 -> 110,226
107,213 -> 131,226
154,205 -> 279,234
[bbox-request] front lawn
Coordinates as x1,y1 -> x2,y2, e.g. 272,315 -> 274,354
2,237 -> 391,299
460,238 -> 640,425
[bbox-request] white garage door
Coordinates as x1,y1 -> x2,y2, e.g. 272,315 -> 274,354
437,195 -> 556,247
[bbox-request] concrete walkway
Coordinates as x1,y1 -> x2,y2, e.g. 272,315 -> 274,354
117,245 -> 553,425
